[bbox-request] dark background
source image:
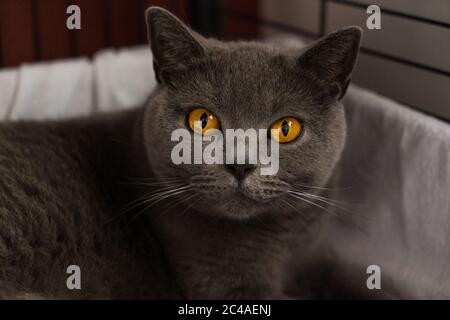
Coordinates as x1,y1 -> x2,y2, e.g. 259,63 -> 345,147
0,0 -> 255,68
0,0 -> 448,121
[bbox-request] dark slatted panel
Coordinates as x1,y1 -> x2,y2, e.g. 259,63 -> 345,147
172,0 -> 191,23
0,0 -> 36,67
143,0 -> 190,22
0,0 -> 193,67
108,0 -> 141,47
36,0 -> 72,61
221,0 -> 259,40
143,0 -> 172,11
222,0 -> 258,16
71,0 -> 107,57
222,15 -> 259,40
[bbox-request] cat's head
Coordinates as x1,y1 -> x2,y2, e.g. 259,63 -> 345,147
142,7 -> 361,219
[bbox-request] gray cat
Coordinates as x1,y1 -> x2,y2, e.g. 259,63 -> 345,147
0,7 -> 361,299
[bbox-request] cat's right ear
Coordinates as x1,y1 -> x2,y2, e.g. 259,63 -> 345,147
297,26 -> 362,101
145,7 -> 207,84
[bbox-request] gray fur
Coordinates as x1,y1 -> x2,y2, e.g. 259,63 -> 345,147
0,7 -> 361,299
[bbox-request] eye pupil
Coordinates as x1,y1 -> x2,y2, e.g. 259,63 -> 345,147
200,112 -> 208,129
281,120 -> 290,136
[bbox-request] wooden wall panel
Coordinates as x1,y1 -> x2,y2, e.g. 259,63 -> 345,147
222,15 -> 259,40
221,0 -> 259,40
0,0 -> 36,67
326,1 -> 450,73
143,0 -> 190,21
36,0 -> 72,61
222,0 -> 258,16
108,0 -> 141,47
71,0 -> 107,57
353,51 -> 450,120
142,0 -> 172,16
260,0 -> 321,35
0,0 -> 192,67
351,0 -> 450,24
172,0 -> 191,23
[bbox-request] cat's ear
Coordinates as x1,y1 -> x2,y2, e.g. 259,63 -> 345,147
297,26 -> 362,100
145,7 -> 207,84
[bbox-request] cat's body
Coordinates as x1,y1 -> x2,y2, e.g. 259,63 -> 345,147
0,107 -> 315,299
0,109 -> 179,298
0,8 -> 363,299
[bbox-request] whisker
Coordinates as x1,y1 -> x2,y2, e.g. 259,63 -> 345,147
127,177 -> 184,184
119,184 -> 189,217
292,182 -> 352,191
154,192 -> 198,219
177,193 -> 202,216
288,192 -> 335,215
289,190 -> 351,212
119,180 -> 185,187
280,198 -> 312,231
124,187 -> 192,228
287,191 -> 368,228
102,183 -> 188,227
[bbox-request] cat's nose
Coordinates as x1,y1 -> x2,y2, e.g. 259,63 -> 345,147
225,164 -> 256,181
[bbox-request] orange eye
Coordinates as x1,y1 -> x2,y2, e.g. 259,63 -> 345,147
270,117 -> 302,143
188,108 -> 220,135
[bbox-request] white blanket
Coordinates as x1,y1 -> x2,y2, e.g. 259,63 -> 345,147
327,86 -> 450,298
0,46 -> 155,120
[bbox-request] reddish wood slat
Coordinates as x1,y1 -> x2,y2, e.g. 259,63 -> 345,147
108,0 -> 141,47
222,0 -> 258,17
222,15 -> 259,40
71,0 -> 106,57
143,0 -> 189,20
172,0 -> 191,23
143,0 -> 173,11
36,0 -> 72,61
0,0 -> 192,67
0,0 -> 36,67
221,0 -> 259,40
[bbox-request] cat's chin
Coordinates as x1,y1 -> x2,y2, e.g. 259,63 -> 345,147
211,195 -> 268,220
219,206 -> 261,220
188,184 -> 286,220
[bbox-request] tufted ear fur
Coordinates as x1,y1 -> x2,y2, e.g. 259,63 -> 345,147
145,7 -> 207,84
297,26 -> 362,100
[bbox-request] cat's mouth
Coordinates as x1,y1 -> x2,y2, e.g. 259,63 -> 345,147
235,186 -> 277,203
190,183 -> 286,219
192,181 -> 284,203
233,188 -> 261,204
187,173 -> 291,218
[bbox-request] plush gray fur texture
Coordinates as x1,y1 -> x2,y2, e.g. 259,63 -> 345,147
0,7 -> 361,299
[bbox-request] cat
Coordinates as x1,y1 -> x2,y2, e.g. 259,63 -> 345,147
0,7 -> 361,299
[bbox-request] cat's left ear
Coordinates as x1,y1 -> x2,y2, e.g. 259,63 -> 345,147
145,7 -> 207,84
297,26 -> 362,100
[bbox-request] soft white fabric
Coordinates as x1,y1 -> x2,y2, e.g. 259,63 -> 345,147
93,46 -> 154,112
0,68 -> 18,119
325,87 -> 450,299
9,58 -> 93,120
0,46 -> 155,120
0,44 -> 449,298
